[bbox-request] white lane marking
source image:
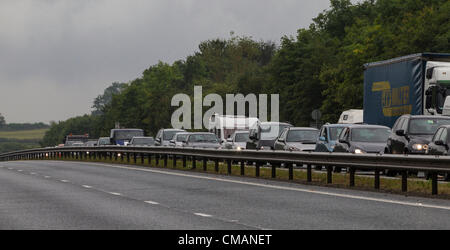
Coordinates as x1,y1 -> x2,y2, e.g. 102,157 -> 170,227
17,170 -> 23,172
77,162 -> 450,211
44,176 -> 51,178
144,201 -> 160,205
194,213 -> 213,217
82,185 -> 92,189
108,192 -> 122,196
8,168 -> 13,170
30,172 -> 37,175
60,180 -> 69,183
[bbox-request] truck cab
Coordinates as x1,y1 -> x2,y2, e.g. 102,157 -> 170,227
424,61 -> 450,116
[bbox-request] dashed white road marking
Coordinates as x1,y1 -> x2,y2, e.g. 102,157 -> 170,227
108,192 -> 122,196
75,161 -> 450,211
194,213 -> 213,218
17,170 -> 23,172
82,185 -> 92,189
30,172 -> 37,175
144,201 -> 160,205
44,176 -> 51,178
60,180 -> 69,183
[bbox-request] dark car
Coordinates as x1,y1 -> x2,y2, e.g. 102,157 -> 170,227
427,125 -> 450,155
274,127 -> 319,151
386,115 -> 450,154
333,125 -> 391,154
315,124 -> 351,152
129,136 -> 155,146
427,125 -> 450,180
155,128 -> 186,146
246,122 -> 293,150
181,133 -> 221,149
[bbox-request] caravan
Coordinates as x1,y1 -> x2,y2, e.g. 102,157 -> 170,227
208,114 -> 259,144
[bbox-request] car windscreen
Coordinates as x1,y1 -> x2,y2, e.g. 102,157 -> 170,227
286,130 -> 319,142
132,138 -> 155,145
234,132 -> 249,142
260,124 -> 290,140
329,127 -> 346,141
351,128 -> 391,142
176,134 -> 189,142
409,118 -> 450,135
113,130 -> 144,140
164,130 -> 184,140
98,138 -> 111,145
188,134 -> 219,143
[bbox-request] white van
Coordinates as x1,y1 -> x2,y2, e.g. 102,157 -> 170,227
208,114 -> 259,143
338,109 -> 364,124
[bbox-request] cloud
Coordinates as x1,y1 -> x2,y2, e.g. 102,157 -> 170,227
0,0 -> 330,123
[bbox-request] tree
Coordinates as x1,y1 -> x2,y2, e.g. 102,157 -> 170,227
0,113 -> 5,127
92,82 -> 127,115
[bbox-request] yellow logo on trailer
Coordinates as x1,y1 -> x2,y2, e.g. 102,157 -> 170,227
372,81 -> 412,117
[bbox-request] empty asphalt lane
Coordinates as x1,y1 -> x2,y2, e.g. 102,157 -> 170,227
1,160 -> 450,229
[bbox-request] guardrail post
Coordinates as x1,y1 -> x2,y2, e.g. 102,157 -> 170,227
121,153 -> 124,162
192,156 -> 196,169
271,165 -> 276,178
171,154 -> 176,168
164,154 -> 168,167
133,153 -> 137,164
327,166 -> 332,184
307,164 -> 312,182
203,158 -> 207,171
349,167 -> 355,187
141,153 -> 144,164
289,164 -> 293,180
240,161 -> 245,176
182,155 -> 186,168
156,154 -> 160,166
431,173 -> 438,195
227,159 -> 232,174
401,171 -> 407,192
215,159 -> 219,172
148,154 -> 152,165
114,152 -> 117,161
374,170 -> 380,189
255,162 -> 260,177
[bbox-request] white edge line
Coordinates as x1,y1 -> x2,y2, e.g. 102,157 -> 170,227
144,201 -> 160,205
58,161 -> 450,211
194,213 -> 213,217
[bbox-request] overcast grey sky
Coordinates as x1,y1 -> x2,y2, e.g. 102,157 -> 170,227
0,0 -> 331,123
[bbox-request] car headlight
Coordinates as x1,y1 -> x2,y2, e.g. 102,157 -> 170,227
288,146 -> 300,151
236,146 -> 242,151
354,149 -> 364,154
412,144 -> 427,151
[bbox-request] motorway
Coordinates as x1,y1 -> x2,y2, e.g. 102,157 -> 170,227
0,160 -> 449,229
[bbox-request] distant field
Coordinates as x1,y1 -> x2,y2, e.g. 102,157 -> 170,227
0,128 -> 48,140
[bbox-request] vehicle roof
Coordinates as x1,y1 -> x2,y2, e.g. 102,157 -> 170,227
188,132 -> 216,135
348,124 -> 390,129
400,115 -> 450,119
323,123 -> 352,128
288,127 -> 319,131
162,128 -> 186,131
99,137 -> 110,139
260,122 -> 292,126
234,130 -> 249,133
131,136 -> 154,139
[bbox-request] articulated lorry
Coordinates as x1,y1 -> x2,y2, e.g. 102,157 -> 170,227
363,53 -> 450,128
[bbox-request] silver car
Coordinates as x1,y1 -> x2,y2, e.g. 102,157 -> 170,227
181,133 -> 221,149
222,131 -> 249,150
169,132 -> 191,147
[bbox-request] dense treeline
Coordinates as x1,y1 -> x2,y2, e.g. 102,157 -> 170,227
41,0 -> 450,146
